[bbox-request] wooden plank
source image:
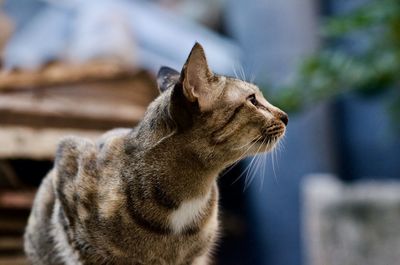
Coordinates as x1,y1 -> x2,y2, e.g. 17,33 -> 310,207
0,71 -> 157,130
0,219 -> 26,233
0,256 -> 27,265
0,237 -> 23,250
0,126 -> 104,159
0,191 -> 35,209
0,61 -> 141,90
0,161 -> 21,188
0,94 -> 146,130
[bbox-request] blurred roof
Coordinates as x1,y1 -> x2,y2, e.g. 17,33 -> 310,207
3,0 -> 240,74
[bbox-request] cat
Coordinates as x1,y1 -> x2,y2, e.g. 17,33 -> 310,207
24,42 -> 288,265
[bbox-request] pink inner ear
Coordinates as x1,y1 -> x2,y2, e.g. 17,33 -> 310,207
182,66 -> 208,101
182,76 -> 198,103
186,73 -> 219,112
181,43 -> 216,110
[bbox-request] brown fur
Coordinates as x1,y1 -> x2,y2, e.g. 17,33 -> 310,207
24,43 -> 288,265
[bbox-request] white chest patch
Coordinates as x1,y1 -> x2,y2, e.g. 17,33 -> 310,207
169,191 -> 211,234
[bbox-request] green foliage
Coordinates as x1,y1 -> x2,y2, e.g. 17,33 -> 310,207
270,0 -> 400,122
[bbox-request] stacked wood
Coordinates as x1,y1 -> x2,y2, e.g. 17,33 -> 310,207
0,190 -> 35,209
0,61 -> 143,90
0,198 -> 31,265
0,127 -> 102,160
0,61 -> 159,159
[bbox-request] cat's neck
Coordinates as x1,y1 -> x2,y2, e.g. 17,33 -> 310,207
125,129 -> 224,200
151,137 -> 222,199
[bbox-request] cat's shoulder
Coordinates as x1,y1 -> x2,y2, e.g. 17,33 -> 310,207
55,135 -> 95,163
53,128 -> 131,183
55,128 -> 131,160
96,128 -> 131,148
96,128 -> 132,158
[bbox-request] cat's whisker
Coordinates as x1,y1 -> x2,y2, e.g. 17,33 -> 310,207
275,139 -> 283,162
279,134 -> 287,152
243,156 -> 257,190
232,136 -> 262,151
259,152 -> 267,192
239,64 -> 246,82
244,163 -> 255,190
232,64 -> 239,79
242,139 -> 264,191
272,136 -> 285,174
271,143 -> 279,184
232,153 -> 257,186
238,66 -> 243,81
264,138 -> 278,185
255,138 -> 268,192
235,136 -> 263,159
221,135 -> 262,179
250,60 -> 262,84
258,139 -> 269,192
227,137 -> 263,181
247,147 -> 264,190
233,136 -> 263,162
250,73 -> 256,84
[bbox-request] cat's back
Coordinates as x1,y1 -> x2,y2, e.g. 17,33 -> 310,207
24,126 -> 220,265
24,128 -> 132,265
24,170 -> 63,264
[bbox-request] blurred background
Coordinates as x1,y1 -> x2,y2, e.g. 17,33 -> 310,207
0,0 -> 400,264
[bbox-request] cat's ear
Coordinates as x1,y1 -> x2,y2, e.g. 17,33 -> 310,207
180,42 -> 216,111
157,66 -> 180,93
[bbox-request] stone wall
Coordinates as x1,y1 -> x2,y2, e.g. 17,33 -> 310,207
303,175 -> 400,265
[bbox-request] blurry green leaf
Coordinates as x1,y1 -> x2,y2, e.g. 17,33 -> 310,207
271,0 -> 400,125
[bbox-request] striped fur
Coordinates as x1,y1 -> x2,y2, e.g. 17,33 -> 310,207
24,43 -> 287,264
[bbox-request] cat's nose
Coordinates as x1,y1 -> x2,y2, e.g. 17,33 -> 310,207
279,112 -> 289,126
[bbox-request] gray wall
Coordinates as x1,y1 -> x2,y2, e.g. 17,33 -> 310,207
225,1 -> 339,265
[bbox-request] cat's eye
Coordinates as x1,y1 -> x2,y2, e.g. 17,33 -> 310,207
247,94 -> 258,106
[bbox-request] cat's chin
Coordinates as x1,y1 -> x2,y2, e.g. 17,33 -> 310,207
252,134 -> 283,154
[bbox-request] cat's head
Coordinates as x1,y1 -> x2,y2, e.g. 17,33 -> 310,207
155,43 -> 287,163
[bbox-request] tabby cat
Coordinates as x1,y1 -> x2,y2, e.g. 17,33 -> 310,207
24,43 -> 288,265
